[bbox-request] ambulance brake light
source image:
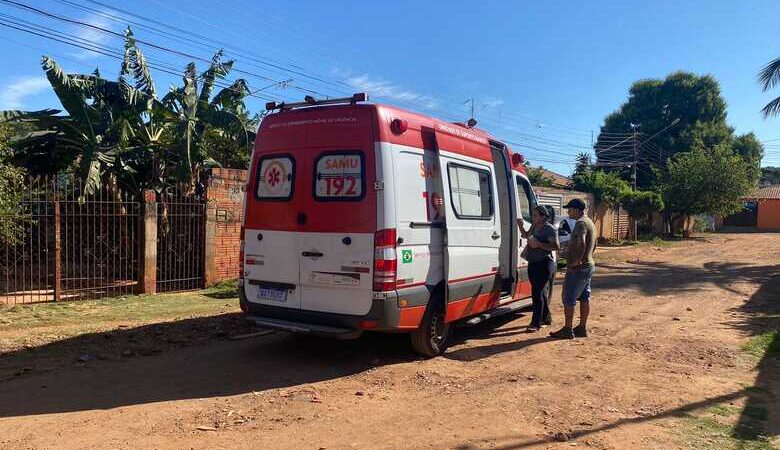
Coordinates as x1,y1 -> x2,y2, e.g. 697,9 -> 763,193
373,228 -> 398,292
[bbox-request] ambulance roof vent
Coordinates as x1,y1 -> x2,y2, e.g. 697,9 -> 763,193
266,93 -> 368,111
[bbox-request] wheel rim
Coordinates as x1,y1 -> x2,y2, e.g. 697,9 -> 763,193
429,312 -> 447,347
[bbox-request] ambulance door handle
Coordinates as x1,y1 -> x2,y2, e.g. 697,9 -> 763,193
302,251 -> 324,258
491,231 -> 500,240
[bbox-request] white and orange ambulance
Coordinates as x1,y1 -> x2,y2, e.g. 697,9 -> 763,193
239,94 -> 539,356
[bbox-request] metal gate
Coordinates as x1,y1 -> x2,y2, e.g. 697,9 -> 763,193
156,193 -> 206,292
612,204 -> 631,239
724,201 -> 758,227
1,177 -> 139,304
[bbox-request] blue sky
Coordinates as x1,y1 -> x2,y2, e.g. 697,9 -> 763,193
1,0 -> 780,173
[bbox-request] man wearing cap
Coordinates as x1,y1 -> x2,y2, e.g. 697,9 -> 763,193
550,198 -> 596,339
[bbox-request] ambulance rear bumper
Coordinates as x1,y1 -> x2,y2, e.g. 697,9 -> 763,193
239,285 -> 413,335
246,315 -> 364,339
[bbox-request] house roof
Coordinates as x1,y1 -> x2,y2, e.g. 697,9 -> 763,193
538,168 -> 571,188
744,185 -> 780,200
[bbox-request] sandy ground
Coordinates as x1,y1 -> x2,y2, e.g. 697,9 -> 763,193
0,232 -> 778,450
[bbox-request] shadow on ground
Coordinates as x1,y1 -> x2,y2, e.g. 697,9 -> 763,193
595,261 -> 780,296
0,304 -> 540,418
0,314 -> 423,417
730,271 -> 780,444
451,262 -> 780,449
453,389 -> 752,450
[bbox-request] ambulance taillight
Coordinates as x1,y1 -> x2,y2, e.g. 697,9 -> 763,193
373,228 -> 397,291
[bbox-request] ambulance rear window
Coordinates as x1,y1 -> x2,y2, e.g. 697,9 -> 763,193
314,152 -> 365,201
256,154 -> 295,200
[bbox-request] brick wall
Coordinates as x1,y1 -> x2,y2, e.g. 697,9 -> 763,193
205,168 -> 247,285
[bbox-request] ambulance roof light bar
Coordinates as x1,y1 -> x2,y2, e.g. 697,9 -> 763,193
266,93 -> 368,111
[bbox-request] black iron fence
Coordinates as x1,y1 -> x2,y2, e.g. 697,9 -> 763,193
0,177 -> 208,305
0,178 -> 56,304
156,192 -> 206,293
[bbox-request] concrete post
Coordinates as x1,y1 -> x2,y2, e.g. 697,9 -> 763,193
203,196 -> 218,286
136,190 -> 157,294
53,198 -> 61,301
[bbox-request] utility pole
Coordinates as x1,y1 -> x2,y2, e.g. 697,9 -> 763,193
630,123 -> 640,240
630,123 -> 640,190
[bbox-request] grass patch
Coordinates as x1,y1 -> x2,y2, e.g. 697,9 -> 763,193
203,279 -> 239,299
742,330 -> 780,359
706,404 -> 740,417
650,236 -> 674,247
745,386 -> 773,396
599,238 -> 638,247
680,412 -> 774,450
637,234 -> 674,247
743,406 -> 769,421
0,289 -> 240,333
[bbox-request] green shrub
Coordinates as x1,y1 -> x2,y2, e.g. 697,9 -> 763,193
0,124 -> 26,244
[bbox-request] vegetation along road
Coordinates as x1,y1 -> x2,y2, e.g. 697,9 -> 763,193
0,233 -> 778,450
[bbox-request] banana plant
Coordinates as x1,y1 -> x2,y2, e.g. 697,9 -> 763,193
2,26 -> 256,196
161,50 -> 253,191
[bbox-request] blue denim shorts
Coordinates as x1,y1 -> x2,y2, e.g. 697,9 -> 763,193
562,265 -> 595,307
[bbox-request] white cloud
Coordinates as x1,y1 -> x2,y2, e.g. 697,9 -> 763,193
482,99 -> 504,109
70,13 -> 113,60
0,76 -> 50,110
344,73 -> 439,110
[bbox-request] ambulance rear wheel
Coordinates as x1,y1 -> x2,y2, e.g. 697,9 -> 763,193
411,300 -> 450,357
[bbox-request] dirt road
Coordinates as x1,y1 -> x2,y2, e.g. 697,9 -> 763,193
1,233 -> 778,449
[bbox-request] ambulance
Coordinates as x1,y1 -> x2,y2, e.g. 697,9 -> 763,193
239,93 -> 539,356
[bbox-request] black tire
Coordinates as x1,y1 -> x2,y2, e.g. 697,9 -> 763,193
410,298 -> 450,357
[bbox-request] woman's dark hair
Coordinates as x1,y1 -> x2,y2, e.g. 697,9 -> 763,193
544,205 -> 556,223
533,205 -> 549,219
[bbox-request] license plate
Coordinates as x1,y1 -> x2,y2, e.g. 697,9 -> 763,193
257,287 -> 287,302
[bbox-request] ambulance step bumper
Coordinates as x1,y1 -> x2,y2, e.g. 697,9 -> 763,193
460,298 -> 532,327
246,315 -> 364,339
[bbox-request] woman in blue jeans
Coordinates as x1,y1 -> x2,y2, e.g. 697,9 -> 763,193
518,206 -> 560,332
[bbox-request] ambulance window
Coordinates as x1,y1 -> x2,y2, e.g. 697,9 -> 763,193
448,164 -> 493,219
515,175 -> 534,222
256,155 -> 295,200
314,152 -> 364,201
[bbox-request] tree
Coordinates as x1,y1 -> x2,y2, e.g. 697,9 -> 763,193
760,166 -> 780,185
657,143 -> 753,222
758,55 -> 780,117
594,72 -> 758,189
571,152 -> 592,180
571,169 -> 630,208
732,133 -> 763,185
0,123 -> 26,243
526,166 -> 555,188
621,189 -> 664,227
2,27 -> 255,196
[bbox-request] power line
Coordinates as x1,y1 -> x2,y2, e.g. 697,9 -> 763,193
0,0 -> 332,99
3,0 -> 613,151
0,16 -> 285,104
70,0 -> 358,96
